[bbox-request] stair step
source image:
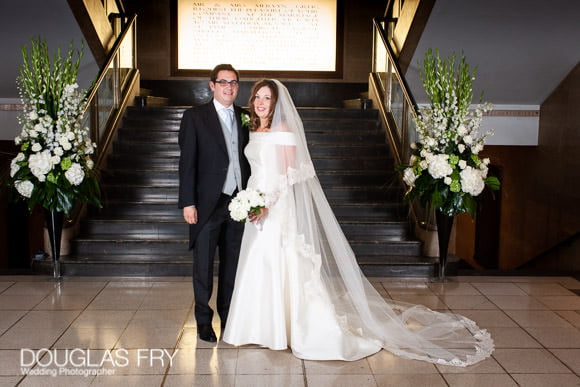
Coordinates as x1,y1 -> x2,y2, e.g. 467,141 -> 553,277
60,105 -> 429,277
101,185 -> 403,202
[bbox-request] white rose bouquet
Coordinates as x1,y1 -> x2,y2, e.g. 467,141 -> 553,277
7,38 -> 101,215
228,189 -> 266,222
399,49 -> 500,217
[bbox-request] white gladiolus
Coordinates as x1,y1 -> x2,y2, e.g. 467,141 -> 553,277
15,180 -> 34,198
403,168 -> 417,187
460,167 -> 485,196
28,150 -> 53,182
10,161 -> 20,177
427,154 -> 453,179
65,162 -> 85,185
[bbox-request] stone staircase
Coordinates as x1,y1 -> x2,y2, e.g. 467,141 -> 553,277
56,106 -> 435,276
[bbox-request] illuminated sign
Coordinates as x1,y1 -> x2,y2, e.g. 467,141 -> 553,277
173,0 -> 341,77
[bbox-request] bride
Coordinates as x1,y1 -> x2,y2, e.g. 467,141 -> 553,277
223,79 -> 494,365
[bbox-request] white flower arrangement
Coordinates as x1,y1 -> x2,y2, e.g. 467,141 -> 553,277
228,188 -> 266,222
7,38 -> 101,215
399,49 -> 500,217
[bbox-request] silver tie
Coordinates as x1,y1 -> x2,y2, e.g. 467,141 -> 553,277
224,108 -> 234,132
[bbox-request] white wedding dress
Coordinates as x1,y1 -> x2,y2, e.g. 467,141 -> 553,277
223,80 -> 494,364
224,131 -> 382,360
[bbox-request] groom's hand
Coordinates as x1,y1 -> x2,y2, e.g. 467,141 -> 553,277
183,206 -> 198,224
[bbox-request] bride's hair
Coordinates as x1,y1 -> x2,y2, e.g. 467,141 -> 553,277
248,79 -> 278,131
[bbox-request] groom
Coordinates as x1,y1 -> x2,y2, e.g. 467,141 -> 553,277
178,64 -> 250,342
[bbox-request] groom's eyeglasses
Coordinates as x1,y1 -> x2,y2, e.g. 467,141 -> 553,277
214,80 -> 239,87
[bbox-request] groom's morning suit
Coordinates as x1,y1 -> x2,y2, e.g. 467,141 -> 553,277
178,100 -> 250,329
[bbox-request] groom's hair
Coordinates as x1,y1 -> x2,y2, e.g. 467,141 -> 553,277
210,64 -> 240,82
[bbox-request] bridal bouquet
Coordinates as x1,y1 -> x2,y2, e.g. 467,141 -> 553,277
8,38 -> 101,215
228,188 -> 266,222
400,49 -> 500,217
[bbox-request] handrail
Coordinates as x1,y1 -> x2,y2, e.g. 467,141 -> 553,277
69,13 -> 139,226
371,16 -> 419,167
370,16 -> 432,230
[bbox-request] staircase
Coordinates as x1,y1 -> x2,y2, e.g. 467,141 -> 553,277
57,106 -> 435,276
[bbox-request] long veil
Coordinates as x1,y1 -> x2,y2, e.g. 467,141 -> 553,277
268,79 -> 493,366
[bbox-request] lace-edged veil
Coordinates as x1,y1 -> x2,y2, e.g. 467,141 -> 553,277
267,79 -> 493,366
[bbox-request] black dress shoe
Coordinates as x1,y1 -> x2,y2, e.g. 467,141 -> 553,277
198,325 -> 217,342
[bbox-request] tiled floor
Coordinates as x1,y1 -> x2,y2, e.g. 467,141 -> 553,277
0,275 -> 579,386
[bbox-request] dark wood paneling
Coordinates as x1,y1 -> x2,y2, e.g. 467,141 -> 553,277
140,80 -> 369,107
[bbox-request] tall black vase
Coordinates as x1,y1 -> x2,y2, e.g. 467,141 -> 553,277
435,210 -> 454,282
45,209 -> 64,280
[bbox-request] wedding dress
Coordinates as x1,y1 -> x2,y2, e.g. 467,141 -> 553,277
223,80 -> 494,364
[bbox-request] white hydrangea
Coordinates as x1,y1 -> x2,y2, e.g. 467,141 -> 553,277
28,150 -> 53,182
65,162 -> 85,185
427,154 -> 453,179
403,168 -> 417,187
15,180 -> 34,198
460,166 -> 485,196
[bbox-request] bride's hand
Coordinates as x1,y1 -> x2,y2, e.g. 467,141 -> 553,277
249,208 -> 268,224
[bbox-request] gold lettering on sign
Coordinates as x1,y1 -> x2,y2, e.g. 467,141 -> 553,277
177,0 -> 337,71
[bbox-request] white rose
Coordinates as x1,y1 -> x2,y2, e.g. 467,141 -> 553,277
444,176 -> 452,185
457,125 -> 467,136
15,152 -> 25,162
472,143 -> 483,154
14,136 -> 21,145
15,180 -> 34,198
403,168 -> 417,187
61,140 -> 72,151
65,163 -> 85,185
483,158 -> 490,165
51,155 -> 61,165
427,154 -> 453,179
67,131 -> 75,141
458,144 -> 466,153
86,159 -> 94,170
410,142 -> 418,150
31,143 -> 42,152
464,135 -> 473,145
460,166 -> 485,196
458,160 -> 467,170
53,147 -> 64,156
28,111 -> 38,120
28,150 -> 53,182
409,155 -> 417,165
29,130 -> 38,139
